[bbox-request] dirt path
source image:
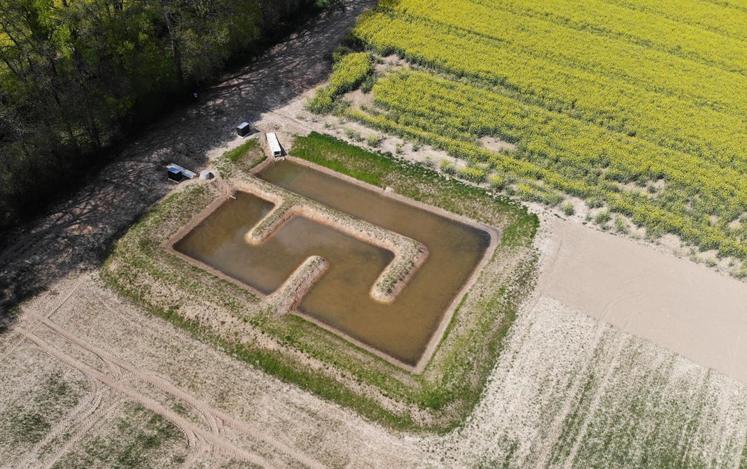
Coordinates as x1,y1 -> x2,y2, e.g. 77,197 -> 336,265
18,304 -> 325,468
0,0 -> 377,318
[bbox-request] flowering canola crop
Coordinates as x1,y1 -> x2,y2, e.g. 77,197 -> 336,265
348,0 -> 747,259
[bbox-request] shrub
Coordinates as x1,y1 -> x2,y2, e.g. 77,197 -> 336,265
344,128 -> 363,142
361,73 -> 377,93
488,173 -> 506,190
308,52 -> 374,113
587,196 -> 605,209
439,160 -> 456,174
595,209 -> 612,226
543,191 -> 564,206
614,216 -> 629,233
515,183 -> 563,206
366,134 -> 383,148
458,165 -> 487,182
307,88 -> 335,113
561,201 -> 575,216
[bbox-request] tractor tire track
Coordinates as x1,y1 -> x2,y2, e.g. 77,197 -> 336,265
22,330 -> 271,467
40,395 -> 124,469
20,309 -> 325,468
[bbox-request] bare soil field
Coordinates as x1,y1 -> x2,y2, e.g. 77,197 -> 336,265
2,254 -> 746,467
537,216 -> 747,385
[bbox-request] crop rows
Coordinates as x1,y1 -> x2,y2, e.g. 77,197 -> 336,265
396,0 -> 747,111
308,52 -> 373,113
347,70 -> 747,259
345,0 -> 747,260
354,7 -> 747,173
604,0 -> 747,42
477,0 -> 747,76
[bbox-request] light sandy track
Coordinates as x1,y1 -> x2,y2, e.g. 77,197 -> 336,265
0,274 -> 87,365
42,274 -> 90,322
536,217 -> 747,385
18,304 -> 325,468
22,331 -> 274,467
16,378 -> 104,469
40,395 -> 124,469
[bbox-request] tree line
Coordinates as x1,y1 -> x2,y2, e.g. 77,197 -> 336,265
0,0 -> 321,230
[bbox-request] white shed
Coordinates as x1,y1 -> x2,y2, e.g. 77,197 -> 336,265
267,132 -> 282,157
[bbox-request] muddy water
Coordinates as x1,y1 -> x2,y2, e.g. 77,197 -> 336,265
175,161 -> 490,366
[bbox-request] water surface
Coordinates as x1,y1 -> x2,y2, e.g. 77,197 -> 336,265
175,161 -> 490,366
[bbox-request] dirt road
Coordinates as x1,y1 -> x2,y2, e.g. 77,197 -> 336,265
0,0 -> 377,319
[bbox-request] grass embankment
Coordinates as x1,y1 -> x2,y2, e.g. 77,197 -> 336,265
103,133 -> 537,431
214,138 -> 264,176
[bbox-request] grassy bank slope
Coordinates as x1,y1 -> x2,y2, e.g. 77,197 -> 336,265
103,133 -> 538,431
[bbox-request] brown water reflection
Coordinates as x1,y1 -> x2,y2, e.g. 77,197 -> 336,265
175,161 -> 490,366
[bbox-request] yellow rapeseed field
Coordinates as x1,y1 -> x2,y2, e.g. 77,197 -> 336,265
346,0 -> 747,260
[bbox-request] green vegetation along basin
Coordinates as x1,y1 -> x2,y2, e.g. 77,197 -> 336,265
175,160 -> 492,367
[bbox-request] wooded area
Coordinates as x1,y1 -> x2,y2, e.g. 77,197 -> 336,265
0,0 -> 320,230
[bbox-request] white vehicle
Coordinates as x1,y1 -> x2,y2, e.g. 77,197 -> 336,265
267,132 -> 282,157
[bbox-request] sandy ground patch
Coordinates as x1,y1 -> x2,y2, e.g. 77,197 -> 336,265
537,216 -> 747,385
479,136 -> 516,153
